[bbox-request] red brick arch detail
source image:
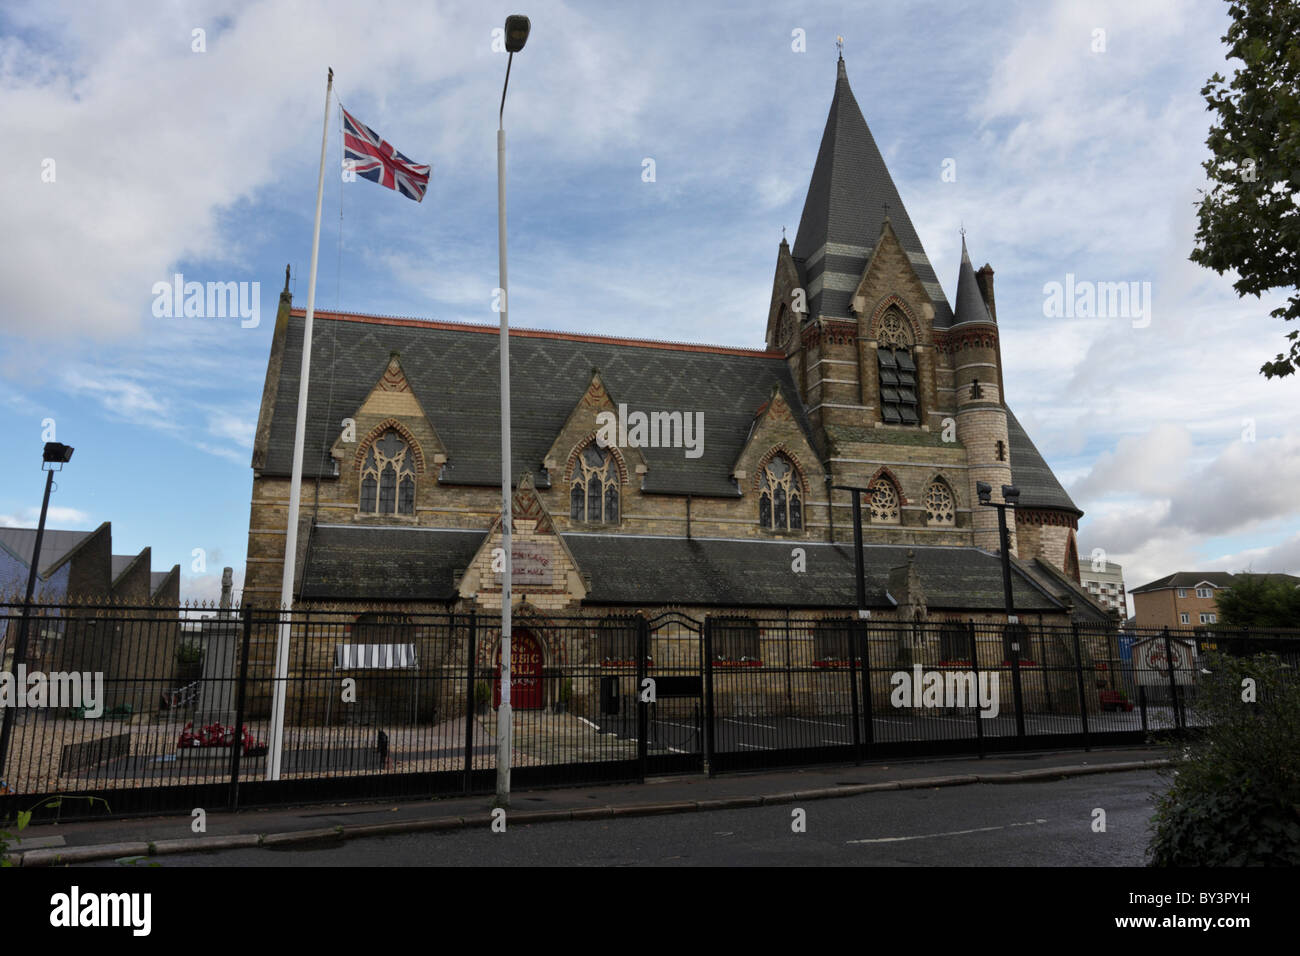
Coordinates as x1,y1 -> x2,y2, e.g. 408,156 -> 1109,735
865,466 -> 908,506
513,602 -> 568,667
354,418 -> 426,474
564,434 -> 630,485
1014,508 -> 1079,531
751,444 -> 811,496
867,295 -> 924,345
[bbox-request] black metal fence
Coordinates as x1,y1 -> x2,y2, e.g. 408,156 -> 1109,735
1,601 -> 1294,821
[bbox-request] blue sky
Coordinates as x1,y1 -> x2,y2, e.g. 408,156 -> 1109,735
2,0 -> 1298,606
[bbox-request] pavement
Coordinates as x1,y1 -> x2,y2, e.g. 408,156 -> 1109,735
6,744 -> 1172,866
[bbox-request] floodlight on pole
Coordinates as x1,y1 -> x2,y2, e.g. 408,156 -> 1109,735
0,441 -> 74,781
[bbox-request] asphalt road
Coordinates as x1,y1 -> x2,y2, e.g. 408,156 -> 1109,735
111,769 -> 1165,866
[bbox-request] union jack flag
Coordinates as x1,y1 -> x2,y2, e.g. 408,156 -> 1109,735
342,106 -> 431,202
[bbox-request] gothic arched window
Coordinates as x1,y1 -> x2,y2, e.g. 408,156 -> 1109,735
924,480 -> 956,526
877,309 -> 920,425
571,443 -> 619,524
758,454 -> 803,531
360,429 -> 415,515
868,477 -> 901,524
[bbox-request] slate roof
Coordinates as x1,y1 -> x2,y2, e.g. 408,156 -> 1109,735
263,313 -> 818,498
1005,409 -> 1081,515
1129,571 -> 1300,594
1023,557 -> 1114,624
952,239 -> 995,326
111,554 -> 137,583
299,525 -> 484,602
0,528 -> 94,576
792,58 -> 954,326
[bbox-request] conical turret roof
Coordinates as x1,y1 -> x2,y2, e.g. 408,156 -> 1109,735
792,58 -> 953,326
952,235 -> 995,326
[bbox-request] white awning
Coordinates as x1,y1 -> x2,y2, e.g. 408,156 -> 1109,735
335,643 -> 418,669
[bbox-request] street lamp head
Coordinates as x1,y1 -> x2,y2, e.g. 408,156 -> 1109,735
42,442 -> 74,465
504,15 -> 530,52
976,480 -> 992,505
1002,484 -> 1020,505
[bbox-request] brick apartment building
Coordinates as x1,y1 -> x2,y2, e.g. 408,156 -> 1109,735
1130,571 -> 1300,629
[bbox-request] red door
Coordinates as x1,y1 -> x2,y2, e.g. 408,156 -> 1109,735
494,629 -> 544,710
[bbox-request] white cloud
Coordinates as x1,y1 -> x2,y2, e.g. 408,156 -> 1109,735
0,505 -> 92,528
208,410 -> 256,449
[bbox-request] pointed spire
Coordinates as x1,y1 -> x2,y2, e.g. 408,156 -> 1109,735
953,232 -> 996,326
792,58 -> 952,325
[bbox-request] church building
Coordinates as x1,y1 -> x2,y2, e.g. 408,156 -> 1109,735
243,57 -> 1103,631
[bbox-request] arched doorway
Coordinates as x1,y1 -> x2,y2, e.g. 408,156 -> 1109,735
494,629 -> 544,710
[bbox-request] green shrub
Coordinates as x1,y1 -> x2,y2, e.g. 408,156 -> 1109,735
176,640 -> 204,665
1148,651 -> 1300,866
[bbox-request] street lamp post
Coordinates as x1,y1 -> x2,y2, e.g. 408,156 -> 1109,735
0,441 -> 74,783
831,484 -> 873,613
495,13 -> 530,809
977,481 -> 1025,738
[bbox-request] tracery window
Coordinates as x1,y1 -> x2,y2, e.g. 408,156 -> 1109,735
924,480 -> 956,526
868,477 -> 901,524
571,443 -> 619,524
360,429 -> 415,515
758,454 -> 803,531
877,310 -> 920,425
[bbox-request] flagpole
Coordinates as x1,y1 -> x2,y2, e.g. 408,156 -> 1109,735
269,66 -> 334,782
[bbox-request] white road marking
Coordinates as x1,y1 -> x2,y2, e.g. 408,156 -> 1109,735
791,718 -> 846,728
822,738 -> 852,745
724,718 -> 778,730
847,819 -> 1048,844
737,742 -> 771,750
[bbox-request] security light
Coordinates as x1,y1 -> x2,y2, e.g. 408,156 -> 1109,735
976,481 -> 992,504
42,442 -> 74,464
1001,484 -> 1020,505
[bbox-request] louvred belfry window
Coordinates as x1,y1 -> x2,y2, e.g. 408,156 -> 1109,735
876,309 -> 920,425
571,443 -> 619,524
758,454 -> 803,532
360,429 -> 416,516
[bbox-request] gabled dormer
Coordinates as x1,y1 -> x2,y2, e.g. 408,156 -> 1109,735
330,351 -> 447,518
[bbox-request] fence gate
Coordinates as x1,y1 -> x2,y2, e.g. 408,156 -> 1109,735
642,612 -> 706,775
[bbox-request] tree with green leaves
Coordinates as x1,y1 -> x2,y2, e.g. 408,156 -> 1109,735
1216,572 -> 1300,627
1148,651 -> 1300,865
1192,0 -> 1300,378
